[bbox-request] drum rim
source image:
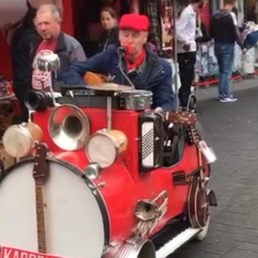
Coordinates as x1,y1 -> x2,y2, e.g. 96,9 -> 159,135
119,90 -> 153,95
0,157 -> 110,246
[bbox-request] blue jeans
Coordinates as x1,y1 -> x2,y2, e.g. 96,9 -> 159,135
214,43 -> 235,98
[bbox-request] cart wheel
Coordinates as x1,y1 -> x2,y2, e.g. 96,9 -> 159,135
194,214 -> 210,242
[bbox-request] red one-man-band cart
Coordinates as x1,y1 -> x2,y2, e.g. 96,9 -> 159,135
0,51 -> 217,258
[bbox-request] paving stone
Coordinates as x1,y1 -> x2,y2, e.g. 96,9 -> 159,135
220,249 -> 253,258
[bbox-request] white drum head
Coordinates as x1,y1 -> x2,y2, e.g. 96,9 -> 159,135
0,161 -> 106,258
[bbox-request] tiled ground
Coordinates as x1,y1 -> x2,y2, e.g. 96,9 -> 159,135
171,87 -> 258,258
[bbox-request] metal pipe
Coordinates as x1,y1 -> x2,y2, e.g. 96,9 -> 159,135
172,0 -> 179,111
106,96 -> 112,130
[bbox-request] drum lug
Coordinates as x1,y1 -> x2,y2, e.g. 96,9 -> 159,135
109,241 -> 118,248
90,182 -> 106,190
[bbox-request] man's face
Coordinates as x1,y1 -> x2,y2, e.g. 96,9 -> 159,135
35,12 -> 60,40
119,29 -> 148,55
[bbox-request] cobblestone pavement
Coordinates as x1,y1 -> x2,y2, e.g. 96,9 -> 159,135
172,87 -> 258,258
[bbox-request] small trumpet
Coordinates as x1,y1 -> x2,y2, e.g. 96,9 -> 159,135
134,191 -> 168,222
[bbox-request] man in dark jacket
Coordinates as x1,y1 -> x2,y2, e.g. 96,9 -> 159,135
31,4 -> 86,91
210,0 -> 245,103
11,1 -> 39,123
63,14 -> 175,112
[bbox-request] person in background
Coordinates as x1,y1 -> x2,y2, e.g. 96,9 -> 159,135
97,6 -> 119,52
31,4 -> 86,92
210,0 -> 245,103
62,13 -> 175,112
10,0 -> 63,123
11,0 -> 39,123
176,0 -> 205,109
2,0 -> 63,45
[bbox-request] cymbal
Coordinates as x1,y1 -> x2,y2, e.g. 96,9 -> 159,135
85,83 -> 132,92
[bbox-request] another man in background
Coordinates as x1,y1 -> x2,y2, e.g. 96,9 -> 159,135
31,4 -> 86,92
210,0 -> 245,103
176,0 -> 205,109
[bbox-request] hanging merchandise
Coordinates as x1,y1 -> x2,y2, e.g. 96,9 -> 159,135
241,47 -> 256,74
195,41 -> 218,78
166,58 -> 181,91
233,44 -> 242,73
240,22 -> 258,49
236,0 -> 244,25
160,0 -> 173,51
140,0 -> 162,51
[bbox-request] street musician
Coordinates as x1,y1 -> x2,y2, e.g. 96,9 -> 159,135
62,13 -> 176,112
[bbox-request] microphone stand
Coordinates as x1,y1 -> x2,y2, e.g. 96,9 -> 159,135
117,48 -> 135,89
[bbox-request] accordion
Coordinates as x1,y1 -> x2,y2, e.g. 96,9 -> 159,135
138,112 -> 164,173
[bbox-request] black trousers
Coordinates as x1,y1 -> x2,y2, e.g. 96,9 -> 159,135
177,52 -> 196,108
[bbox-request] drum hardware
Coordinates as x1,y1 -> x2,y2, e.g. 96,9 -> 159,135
108,241 -> 118,248
84,163 -> 101,179
118,90 -> 153,111
134,191 -> 168,238
107,96 -> 112,129
88,182 -> 106,191
48,104 -> 90,151
32,143 -> 49,254
3,122 -> 43,158
36,53 -> 61,108
85,83 -> 131,130
85,129 -> 128,169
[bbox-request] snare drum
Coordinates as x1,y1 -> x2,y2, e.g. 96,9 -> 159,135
119,90 -> 152,110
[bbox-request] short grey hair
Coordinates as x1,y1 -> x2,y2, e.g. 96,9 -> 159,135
36,3 -> 61,21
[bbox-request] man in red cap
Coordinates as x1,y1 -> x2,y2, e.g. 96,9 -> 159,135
63,13 -> 175,111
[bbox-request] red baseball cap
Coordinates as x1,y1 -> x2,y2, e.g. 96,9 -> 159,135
118,14 -> 149,31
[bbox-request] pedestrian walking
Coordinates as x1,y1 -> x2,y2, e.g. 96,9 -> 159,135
210,0 -> 246,103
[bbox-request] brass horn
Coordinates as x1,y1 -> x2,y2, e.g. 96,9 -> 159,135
47,104 -> 90,151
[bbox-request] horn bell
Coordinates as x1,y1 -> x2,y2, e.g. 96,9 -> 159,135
48,104 -> 90,151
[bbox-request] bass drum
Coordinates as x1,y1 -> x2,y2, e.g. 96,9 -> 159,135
0,159 -> 109,258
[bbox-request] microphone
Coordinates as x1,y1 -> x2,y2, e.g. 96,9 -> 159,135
118,44 -> 133,55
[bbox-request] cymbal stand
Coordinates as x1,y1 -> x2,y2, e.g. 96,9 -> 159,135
106,96 -> 112,130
